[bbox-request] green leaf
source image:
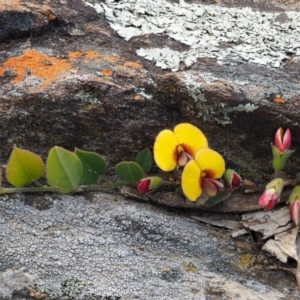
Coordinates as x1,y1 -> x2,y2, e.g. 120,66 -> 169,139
6,146 -> 44,187
205,190 -> 231,207
46,146 -> 83,193
135,148 -> 153,173
75,148 -> 107,185
115,161 -> 144,183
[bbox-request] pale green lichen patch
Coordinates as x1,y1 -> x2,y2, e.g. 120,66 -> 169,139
181,71 -> 258,125
75,90 -> 102,105
87,0 -> 300,71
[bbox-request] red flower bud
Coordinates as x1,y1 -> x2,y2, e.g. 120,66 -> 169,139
137,178 -> 151,194
223,169 -> 242,188
137,177 -> 162,194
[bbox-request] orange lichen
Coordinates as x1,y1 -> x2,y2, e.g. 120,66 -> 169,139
43,9 -> 56,20
125,61 -> 143,68
68,51 -> 84,60
101,69 -> 113,77
0,0 -> 22,9
0,48 -> 144,89
0,49 -> 72,86
84,51 -> 101,63
104,56 -> 118,63
48,14 -> 57,21
274,94 -> 285,104
85,51 -> 100,59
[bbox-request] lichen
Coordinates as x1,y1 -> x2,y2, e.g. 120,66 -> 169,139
237,253 -> 253,269
181,72 -> 259,125
182,261 -> 198,273
91,0 -> 300,70
61,278 -> 86,300
0,49 -> 72,86
134,87 -> 152,100
0,0 -> 22,9
75,90 -> 102,105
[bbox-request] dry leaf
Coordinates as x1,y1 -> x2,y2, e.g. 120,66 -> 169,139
262,226 -> 299,262
190,216 -> 241,230
240,206 -> 292,239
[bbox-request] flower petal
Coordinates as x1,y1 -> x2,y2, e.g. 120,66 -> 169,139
137,178 -> 151,194
283,128 -> 292,151
178,151 -> 189,167
290,200 -> 300,225
154,129 -> 178,171
258,188 -> 276,207
195,148 -> 225,179
274,127 -> 284,152
181,160 -> 202,201
174,123 -> 208,157
202,178 -> 223,197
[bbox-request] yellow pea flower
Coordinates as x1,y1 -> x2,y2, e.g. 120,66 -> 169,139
154,123 -> 208,171
181,148 -> 225,201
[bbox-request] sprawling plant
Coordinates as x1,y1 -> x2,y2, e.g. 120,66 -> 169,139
0,145 -> 152,195
0,123 -> 298,226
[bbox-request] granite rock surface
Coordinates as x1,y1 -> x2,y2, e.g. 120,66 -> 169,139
1,192 -> 300,299
1,0 -> 300,298
0,0 -> 300,180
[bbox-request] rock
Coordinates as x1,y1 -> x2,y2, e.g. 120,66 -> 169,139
0,267 -> 44,299
1,0 -> 300,298
0,192 -> 299,299
0,0 -> 300,180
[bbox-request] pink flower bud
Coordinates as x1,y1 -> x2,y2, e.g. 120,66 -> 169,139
288,186 -> 300,225
274,128 -> 292,154
290,200 -> 300,225
137,176 -> 162,194
223,169 -> 242,188
258,178 -> 284,211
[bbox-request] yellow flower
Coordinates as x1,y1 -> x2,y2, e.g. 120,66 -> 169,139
154,123 -> 208,171
182,148 -> 225,201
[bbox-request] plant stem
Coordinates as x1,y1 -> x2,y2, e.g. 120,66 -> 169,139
0,186 -> 58,194
0,181 -> 128,195
74,181 -> 127,192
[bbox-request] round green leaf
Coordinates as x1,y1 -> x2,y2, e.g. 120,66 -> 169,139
75,148 -> 107,185
46,146 -> 83,194
6,146 -> 44,187
135,148 -> 153,173
115,161 -> 144,183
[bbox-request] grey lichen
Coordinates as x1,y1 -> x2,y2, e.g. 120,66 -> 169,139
134,87 -> 153,99
86,0 -> 300,71
181,72 -> 258,125
75,90 -> 102,105
0,194 -> 298,298
61,278 -> 85,300
232,103 -> 259,113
